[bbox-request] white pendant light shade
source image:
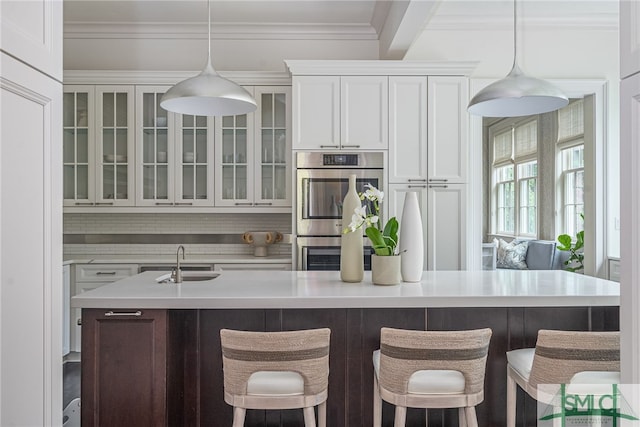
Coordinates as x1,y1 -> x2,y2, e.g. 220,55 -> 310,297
467,0 -> 568,117
160,0 -> 256,117
468,64 -> 568,117
161,64 -> 257,116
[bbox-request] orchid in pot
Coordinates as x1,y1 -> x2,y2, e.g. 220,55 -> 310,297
344,184 -> 401,285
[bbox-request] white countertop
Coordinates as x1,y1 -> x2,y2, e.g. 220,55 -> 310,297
71,270 -> 620,309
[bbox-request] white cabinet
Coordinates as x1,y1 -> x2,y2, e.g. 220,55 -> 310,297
426,183 -> 467,270
388,183 -> 467,271
175,113 -> 215,206
96,86 -> 136,206
71,264 -> 138,352
389,76 -> 428,183
215,86 -> 292,207
292,75 -> 388,150
620,0 -> 640,79
427,76 -> 468,183
63,86 -> 95,206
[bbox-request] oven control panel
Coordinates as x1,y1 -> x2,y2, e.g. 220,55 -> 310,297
323,154 -> 358,166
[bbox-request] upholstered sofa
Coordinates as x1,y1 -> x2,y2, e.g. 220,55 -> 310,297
495,239 -> 570,270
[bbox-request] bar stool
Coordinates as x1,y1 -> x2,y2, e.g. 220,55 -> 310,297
506,330 -> 620,427
373,327 -> 492,427
220,328 -> 331,427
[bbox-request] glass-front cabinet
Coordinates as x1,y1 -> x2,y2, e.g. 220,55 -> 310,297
96,86 -> 135,206
215,86 -> 291,207
63,86 -> 94,206
136,87 -> 174,206
176,114 -> 214,205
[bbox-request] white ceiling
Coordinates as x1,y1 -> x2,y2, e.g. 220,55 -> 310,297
63,0 -> 619,59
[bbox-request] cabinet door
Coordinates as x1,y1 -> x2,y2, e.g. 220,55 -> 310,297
426,183 -> 467,270
427,76 -> 468,183
389,77 -> 428,183
341,76 -> 388,149
215,92 -> 255,207
63,86 -> 95,206
175,114 -> 214,206
82,309 -> 167,427
254,86 -> 291,207
136,87 -> 175,206
621,0 -> 640,79
388,184 -> 428,269
292,76 -> 340,149
96,86 -> 135,206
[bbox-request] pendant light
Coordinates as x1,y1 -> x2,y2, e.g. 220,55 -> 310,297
467,0 -> 568,117
160,0 -> 257,116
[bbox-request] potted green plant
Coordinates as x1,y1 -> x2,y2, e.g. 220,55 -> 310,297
344,184 -> 400,285
557,213 -> 584,272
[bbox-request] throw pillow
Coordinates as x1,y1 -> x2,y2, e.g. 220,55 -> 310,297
496,239 -> 529,270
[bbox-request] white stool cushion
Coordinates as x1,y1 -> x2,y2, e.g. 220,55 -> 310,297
567,371 -> 621,395
373,350 -> 465,395
246,371 -> 304,396
506,348 -> 535,380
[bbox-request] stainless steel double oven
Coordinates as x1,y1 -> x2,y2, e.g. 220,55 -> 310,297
296,152 -> 384,270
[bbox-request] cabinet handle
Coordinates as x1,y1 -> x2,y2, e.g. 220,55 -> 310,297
77,318 -> 82,326
253,202 -> 273,206
320,145 -> 340,148
104,310 -> 142,317
74,202 -> 95,206
95,202 -> 114,206
234,202 -> 253,206
408,185 -> 427,188
155,202 -> 174,206
428,184 -> 449,189
174,202 -> 193,206
96,271 -> 117,275
428,178 -> 449,182
341,145 -> 361,148
408,179 -> 428,182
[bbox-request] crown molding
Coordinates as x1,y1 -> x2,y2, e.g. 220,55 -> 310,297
63,70 -> 291,86
64,22 -> 379,40
425,14 -> 618,32
284,60 -> 478,76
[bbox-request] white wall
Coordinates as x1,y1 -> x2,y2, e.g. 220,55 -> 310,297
406,26 -> 621,259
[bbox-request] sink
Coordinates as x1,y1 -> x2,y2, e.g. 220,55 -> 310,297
155,272 -> 220,283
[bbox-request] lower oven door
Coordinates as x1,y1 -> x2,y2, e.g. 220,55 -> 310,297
296,237 -> 372,271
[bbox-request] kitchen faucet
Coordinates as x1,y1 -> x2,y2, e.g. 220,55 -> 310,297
172,245 -> 185,283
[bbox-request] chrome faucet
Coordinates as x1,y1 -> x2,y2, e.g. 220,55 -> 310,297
172,245 -> 186,283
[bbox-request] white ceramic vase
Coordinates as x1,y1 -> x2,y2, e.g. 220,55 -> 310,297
340,174 -> 363,282
371,254 -> 402,285
399,191 -> 424,282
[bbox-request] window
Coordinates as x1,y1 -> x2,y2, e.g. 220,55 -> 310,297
557,100 -> 585,237
490,119 -> 538,237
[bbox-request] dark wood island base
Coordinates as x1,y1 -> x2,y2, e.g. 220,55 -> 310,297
81,306 -> 618,427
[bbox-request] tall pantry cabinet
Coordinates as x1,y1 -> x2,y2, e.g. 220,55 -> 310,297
619,0 -> 640,387
0,1 -> 64,425
287,61 -> 471,270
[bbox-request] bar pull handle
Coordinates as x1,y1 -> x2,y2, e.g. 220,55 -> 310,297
155,202 -> 174,206
96,271 -> 117,275
253,202 -> 273,206
319,145 -> 339,148
428,184 -> 449,189
341,145 -> 361,148
174,202 -> 193,206
74,202 -> 95,206
408,179 -> 428,182
95,202 -> 114,206
408,185 -> 427,188
234,202 -> 253,206
428,178 -> 449,182
104,310 -> 142,317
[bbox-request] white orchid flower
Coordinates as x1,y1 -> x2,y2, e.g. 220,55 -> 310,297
365,215 -> 379,227
344,205 -> 367,232
362,183 -> 384,202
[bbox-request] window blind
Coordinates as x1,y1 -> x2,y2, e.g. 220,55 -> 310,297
493,129 -> 512,166
557,99 -> 584,142
514,120 -> 537,161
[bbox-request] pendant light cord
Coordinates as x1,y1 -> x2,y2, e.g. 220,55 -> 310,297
206,0 -> 213,69
512,0 -> 518,69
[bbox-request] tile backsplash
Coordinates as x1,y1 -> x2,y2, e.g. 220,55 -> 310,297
64,213 -> 292,257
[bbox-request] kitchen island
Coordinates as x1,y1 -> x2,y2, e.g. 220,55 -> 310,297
73,270 -> 619,427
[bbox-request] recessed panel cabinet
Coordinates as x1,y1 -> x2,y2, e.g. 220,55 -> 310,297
292,75 -> 388,150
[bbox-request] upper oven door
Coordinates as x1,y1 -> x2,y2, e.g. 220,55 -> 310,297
296,168 -> 383,236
